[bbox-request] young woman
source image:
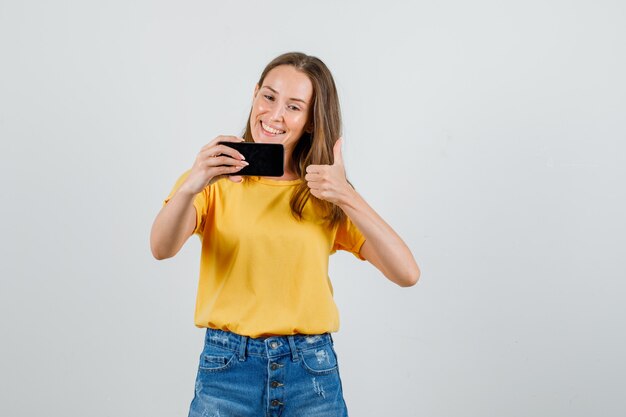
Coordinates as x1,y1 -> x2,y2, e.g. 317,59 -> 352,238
150,52 -> 420,417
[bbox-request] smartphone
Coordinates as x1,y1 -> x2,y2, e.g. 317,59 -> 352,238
218,141 -> 284,177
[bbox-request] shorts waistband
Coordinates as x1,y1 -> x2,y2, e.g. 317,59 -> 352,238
204,328 -> 334,361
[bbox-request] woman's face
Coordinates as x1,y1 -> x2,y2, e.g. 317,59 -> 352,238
250,65 -> 313,152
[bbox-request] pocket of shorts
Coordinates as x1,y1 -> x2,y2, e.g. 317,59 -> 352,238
298,343 -> 338,376
198,344 -> 237,373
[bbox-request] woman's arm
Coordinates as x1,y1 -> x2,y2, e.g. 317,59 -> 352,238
150,136 -> 248,260
150,188 -> 197,260
338,190 -> 420,287
305,138 -> 420,287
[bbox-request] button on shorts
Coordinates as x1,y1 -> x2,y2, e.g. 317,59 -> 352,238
187,327 -> 349,417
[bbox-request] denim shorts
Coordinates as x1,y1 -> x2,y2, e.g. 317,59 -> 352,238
187,327 -> 349,417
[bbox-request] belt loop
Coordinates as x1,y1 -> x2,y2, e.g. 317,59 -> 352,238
287,336 -> 298,361
238,336 -> 248,361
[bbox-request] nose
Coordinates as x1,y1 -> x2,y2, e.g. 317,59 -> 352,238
268,102 -> 285,122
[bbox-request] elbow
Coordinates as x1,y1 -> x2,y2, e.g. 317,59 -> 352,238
150,239 -> 174,261
151,246 -> 169,260
150,227 -> 177,260
397,264 -> 420,288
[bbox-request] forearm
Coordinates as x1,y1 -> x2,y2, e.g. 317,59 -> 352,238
338,188 -> 420,286
150,187 -> 197,260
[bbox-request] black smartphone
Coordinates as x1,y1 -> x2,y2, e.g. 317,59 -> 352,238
218,142 -> 284,177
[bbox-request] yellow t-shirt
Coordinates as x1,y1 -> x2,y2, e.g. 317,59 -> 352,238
163,171 -> 366,338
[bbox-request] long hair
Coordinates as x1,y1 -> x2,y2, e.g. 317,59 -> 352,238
242,52 -> 346,227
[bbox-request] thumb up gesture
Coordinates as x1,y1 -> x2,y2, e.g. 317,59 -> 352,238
305,137 -> 352,205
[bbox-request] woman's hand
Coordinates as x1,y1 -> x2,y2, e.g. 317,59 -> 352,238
307,137 -> 420,286
180,136 -> 249,194
305,138 -> 353,205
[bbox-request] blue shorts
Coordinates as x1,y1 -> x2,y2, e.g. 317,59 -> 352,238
187,327 -> 349,417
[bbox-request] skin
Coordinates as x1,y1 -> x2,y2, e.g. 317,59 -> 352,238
149,135 -> 248,259
249,65 -> 313,180
150,65 -> 420,287
306,138 -> 420,287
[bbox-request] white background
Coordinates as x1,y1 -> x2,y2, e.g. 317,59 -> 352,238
1,1 -> 625,416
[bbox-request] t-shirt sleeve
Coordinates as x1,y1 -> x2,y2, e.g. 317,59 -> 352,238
332,216 -> 367,260
162,170 -> 209,236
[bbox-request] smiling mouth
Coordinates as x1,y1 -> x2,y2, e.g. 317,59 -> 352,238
261,121 -> 285,135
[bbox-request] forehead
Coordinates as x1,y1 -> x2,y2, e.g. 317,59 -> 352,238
262,65 -> 313,103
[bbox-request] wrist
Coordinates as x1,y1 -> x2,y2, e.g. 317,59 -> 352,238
177,181 -> 201,198
337,185 -> 360,211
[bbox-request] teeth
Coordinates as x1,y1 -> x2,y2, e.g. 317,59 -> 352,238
262,121 -> 285,135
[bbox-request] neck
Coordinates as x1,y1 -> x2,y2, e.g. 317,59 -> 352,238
279,146 -> 299,180
277,163 -> 299,181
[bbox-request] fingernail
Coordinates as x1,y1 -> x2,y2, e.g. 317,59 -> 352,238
240,154 -> 246,160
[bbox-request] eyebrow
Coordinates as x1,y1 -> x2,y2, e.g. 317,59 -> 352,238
262,85 -> 308,105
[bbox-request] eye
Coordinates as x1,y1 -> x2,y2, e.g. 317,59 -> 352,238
288,105 -> 301,111
263,94 -> 275,101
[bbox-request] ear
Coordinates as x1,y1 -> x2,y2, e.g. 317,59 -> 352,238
253,84 -> 259,100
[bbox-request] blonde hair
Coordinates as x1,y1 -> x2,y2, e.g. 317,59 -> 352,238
242,52 -> 346,227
